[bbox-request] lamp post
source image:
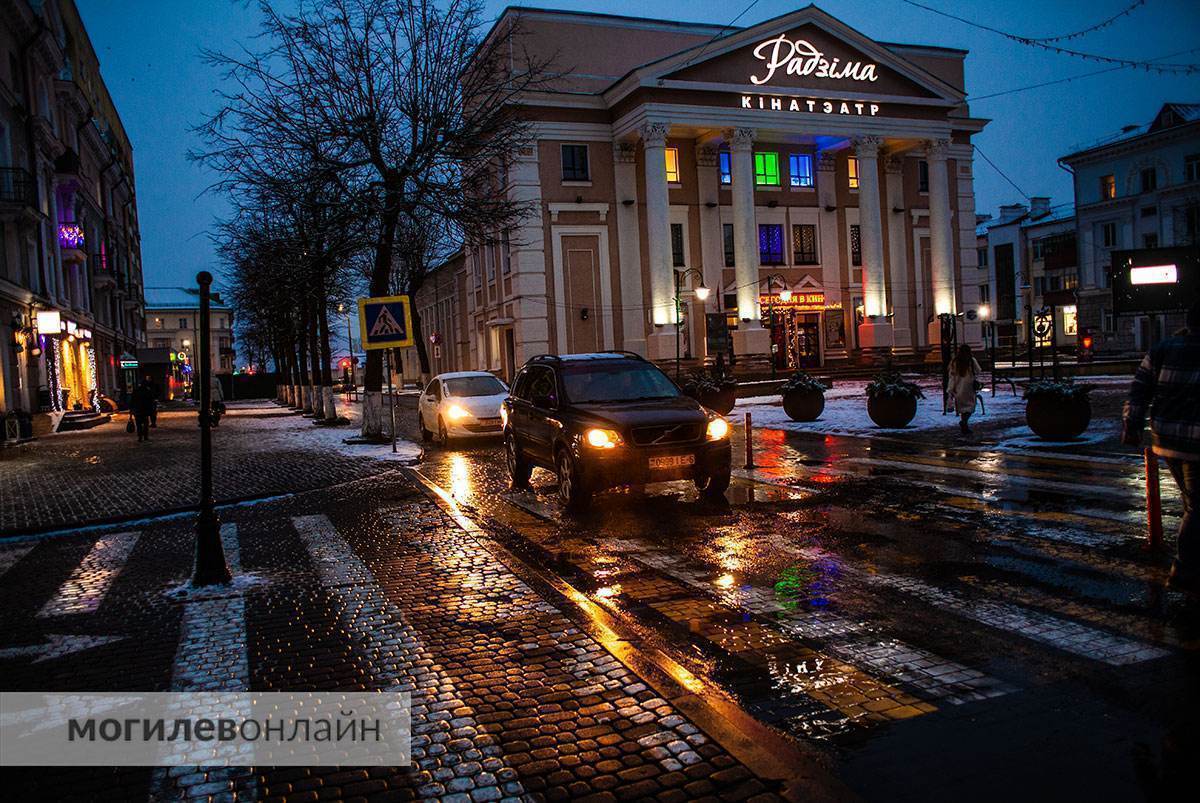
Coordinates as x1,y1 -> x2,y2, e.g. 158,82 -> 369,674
763,274 -> 788,379
979,304 -> 997,397
673,268 -> 709,381
338,303 -> 355,393
192,271 -> 231,587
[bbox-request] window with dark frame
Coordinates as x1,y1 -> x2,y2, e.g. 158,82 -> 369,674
977,247 -> 988,267
1187,154 -> 1200,183
561,144 -> 589,182
792,223 -> 817,264
1101,221 -> 1117,248
500,230 -> 511,274
788,154 -> 813,188
758,224 -> 784,265
670,223 -> 685,267
850,224 -> 862,266
1140,167 -> 1157,193
723,293 -> 737,311
1141,205 -> 1157,218
918,160 -> 929,193
723,223 -> 735,267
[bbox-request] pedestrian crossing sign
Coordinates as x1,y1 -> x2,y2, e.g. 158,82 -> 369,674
358,295 -> 414,350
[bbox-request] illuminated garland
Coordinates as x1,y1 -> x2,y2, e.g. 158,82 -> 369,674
87,345 -> 100,412
44,335 -> 62,412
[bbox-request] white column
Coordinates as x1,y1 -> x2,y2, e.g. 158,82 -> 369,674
884,155 -> 912,352
816,152 -> 846,360
727,128 -> 770,356
853,135 -> 894,355
613,142 -> 646,356
642,122 -> 676,361
696,145 -> 723,359
926,138 -> 956,344
508,148 -> 549,363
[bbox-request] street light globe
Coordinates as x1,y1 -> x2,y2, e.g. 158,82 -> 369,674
694,284 -> 711,301
979,304 -> 991,320
779,289 -> 793,303
182,339 -> 191,347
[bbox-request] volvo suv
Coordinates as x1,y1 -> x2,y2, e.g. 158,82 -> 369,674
501,353 -> 732,511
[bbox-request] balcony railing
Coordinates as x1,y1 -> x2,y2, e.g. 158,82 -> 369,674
0,167 -> 36,209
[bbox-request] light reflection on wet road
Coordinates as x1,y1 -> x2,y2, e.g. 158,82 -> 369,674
413,424 -> 1198,802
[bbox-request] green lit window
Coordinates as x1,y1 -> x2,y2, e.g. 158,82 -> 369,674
754,152 -> 780,186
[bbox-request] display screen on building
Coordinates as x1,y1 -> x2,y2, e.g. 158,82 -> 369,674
1110,247 -> 1198,315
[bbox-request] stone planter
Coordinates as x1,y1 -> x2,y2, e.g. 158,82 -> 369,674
782,389 -> 825,422
867,395 -> 918,428
1026,395 -> 1091,440
700,387 -> 737,415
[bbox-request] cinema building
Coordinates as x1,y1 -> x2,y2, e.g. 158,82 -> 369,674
444,5 -> 989,378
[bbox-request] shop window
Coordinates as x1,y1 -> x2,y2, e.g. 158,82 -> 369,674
1186,154 -> 1200,183
722,223 -> 735,267
758,224 -> 784,265
754,152 -> 780,186
665,147 -> 680,184
1140,167 -> 1157,193
850,224 -> 862,266
561,144 -> 589,182
847,157 -> 860,190
918,160 -> 929,193
792,224 -> 817,264
788,154 -> 813,188
719,151 -> 732,185
1100,174 -> 1115,200
670,223 -> 685,267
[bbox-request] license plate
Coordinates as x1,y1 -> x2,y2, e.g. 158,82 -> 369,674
479,418 -> 501,425
649,454 -> 695,470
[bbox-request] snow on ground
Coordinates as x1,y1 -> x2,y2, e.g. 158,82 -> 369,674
733,375 -> 1131,440
223,400 -> 423,463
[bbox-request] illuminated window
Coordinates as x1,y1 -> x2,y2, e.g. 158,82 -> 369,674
792,224 -> 817,264
665,147 -> 680,183
850,224 -> 862,266
758,224 -> 784,265
1100,174 -> 1115,200
754,152 -> 780,186
788,154 -> 813,188
1063,305 -> 1078,336
718,151 -> 732,185
847,157 -> 860,189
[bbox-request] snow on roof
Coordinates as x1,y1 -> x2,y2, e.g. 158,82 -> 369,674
1021,203 -> 1075,229
1062,102 -> 1200,158
144,287 -> 231,310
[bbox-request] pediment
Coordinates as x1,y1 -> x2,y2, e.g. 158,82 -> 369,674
645,6 -> 961,103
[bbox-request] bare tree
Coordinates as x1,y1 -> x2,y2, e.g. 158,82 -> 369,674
197,0 -> 553,439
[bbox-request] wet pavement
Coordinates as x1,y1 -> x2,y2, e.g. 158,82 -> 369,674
413,422 -> 1198,802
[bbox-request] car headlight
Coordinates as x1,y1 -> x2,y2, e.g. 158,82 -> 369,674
585,428 -> 620,449
446,404 -> 470,421
706,417 -> 729,441
499,405 -> 508,427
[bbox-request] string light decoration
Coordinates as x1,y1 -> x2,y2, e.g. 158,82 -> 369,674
58,223 -> 86,249
86,345 -> 100,413
902,0 -> 1199,74
1025,0 -> 1147,44
44,335 -> 63,412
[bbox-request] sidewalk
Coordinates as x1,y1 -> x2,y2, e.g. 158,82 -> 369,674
0,470 -> 797,802
0,401 -> 421,537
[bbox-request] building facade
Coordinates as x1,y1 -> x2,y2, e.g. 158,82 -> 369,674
413,250 -> 470,378
1059,103 -> 1199,355
976,198 -> 1078,349
1,0 -> 144,420
458,6 -> 988,378
145,287 -> 235,391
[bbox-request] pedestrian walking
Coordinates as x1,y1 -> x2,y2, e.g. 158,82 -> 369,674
1123,301 -> 1200,593
129,377 -> 157,443
148,376 -> 160,428
948,343 -> 982,435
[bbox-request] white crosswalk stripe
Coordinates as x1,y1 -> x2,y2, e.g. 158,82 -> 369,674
0,543 -> 35,581
38,531 -> 139,617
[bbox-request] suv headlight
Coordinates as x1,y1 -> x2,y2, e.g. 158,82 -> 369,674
585,428 -> 620,449
446,404 -> 470,421
706,417 -> 730,441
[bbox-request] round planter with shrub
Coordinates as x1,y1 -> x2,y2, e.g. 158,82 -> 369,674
682,370 -> 738,415
1024,380 -> 1092,440
780,372 -> 826,422
865,371 -> 924,428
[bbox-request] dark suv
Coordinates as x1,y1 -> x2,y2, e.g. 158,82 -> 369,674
501,353 -> 732,510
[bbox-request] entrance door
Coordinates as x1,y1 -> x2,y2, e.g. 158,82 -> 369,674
793,315 -> 821,368
562,235 -> 600,353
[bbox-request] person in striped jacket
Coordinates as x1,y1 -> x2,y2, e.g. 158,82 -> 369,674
1122,301 -> 1200,593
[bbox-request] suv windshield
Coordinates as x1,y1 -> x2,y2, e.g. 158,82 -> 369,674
443,376 -> 507,397
562,362 -> 680,404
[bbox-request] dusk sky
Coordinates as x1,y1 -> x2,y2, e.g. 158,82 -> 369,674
76,0 -> 1200,292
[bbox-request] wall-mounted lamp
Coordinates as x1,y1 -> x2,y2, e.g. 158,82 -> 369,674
704,201 -> 717,209
767,200 -> 778,209
621,199 -> 635,206
824,205 -> 837,212
580,307 -> 589,321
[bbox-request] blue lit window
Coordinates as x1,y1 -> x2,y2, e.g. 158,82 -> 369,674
758,224 -> 784,265
789,154 -> 813,188
719,151 -> 732,185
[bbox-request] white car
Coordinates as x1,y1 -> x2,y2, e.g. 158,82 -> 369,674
418,371 -> 509,444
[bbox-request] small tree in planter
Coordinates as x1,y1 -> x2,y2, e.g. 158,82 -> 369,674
1023,380 -> 1092,440
682,369 -> 738,414
866,370 -> 925,428
780,371 -> 826,422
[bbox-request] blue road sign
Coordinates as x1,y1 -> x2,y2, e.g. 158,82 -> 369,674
357,295 -> 414,350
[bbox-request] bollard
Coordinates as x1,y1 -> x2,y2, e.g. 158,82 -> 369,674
1144,447 -> 1163,551
743,412 -> 755,469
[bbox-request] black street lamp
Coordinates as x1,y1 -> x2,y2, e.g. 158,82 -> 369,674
673,268 -> 710,381
193,271 -> 231,587
763,273 -> 788,379
978,304 -> 997,397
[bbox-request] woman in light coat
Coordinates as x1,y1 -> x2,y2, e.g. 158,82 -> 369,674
948,344 -> 982,435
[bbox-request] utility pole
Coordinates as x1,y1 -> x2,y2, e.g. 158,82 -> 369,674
192,271 -> 231,587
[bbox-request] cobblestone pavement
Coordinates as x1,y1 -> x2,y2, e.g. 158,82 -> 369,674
413,425 -> 1199,803
0,470 -> 808,802
0,401 -> 399,535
